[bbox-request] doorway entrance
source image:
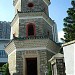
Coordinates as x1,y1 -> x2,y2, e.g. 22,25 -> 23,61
26,58 -> 37,75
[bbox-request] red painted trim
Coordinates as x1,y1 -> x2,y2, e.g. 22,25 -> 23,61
33,24 -> 36,37
26,25 -> 28,38
26,23 -> 36,37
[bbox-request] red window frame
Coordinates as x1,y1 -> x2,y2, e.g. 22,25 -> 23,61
26,23 -> 36,37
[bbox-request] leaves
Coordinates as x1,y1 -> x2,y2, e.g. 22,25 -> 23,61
0,63 -> 10,75
62,1 -> 75,42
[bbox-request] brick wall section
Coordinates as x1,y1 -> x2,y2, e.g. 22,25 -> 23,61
19,18 -> 53,39
16,51 -> 23,75
13,39 -> 60,53
8,51 -> 16,75
47,50 -> 54,61
47,39 -> 60,53
11,12 -> 57,42
14,39 -> 48,48
6,39 -> 60,75
39,50 -> 48,75
21,0 -> 48,15
15,50 -> 53,75
5,38 -> 59,55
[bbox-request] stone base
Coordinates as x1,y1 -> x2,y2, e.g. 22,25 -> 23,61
5,38 -> 60,75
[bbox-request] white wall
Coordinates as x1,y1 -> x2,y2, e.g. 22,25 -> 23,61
15,0 -> 21,14
63,43 -> 74,75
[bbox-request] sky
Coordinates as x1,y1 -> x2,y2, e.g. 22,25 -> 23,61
49,0 -> 72,32
49,0 -> 72,42
0,0 -> 72,41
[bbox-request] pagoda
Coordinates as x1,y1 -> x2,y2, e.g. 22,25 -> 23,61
5,0 -> 60,75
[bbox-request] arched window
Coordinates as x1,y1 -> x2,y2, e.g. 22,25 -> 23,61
26,23 -> 36,37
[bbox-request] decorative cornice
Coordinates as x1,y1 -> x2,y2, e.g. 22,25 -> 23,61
17,47 -> 56,54
11,12 -> 55,27
5,38 -> 60,55
18,12 -> 55,26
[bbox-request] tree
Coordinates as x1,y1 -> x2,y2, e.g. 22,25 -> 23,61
48,63 -> 52,75
61,1 -> 75,42
1,63 -> 10,75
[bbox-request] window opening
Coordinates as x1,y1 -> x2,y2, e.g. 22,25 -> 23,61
28,3 -> 34,8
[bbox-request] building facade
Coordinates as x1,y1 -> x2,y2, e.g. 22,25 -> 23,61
0,21 -> 11,67
5,0 -> 60,75
0,21 -> 10,39
63,41 -> 75,75
49,53 -> 65,75
0,40 -> 10,67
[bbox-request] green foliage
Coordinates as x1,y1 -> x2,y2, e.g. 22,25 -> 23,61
0,67 -> 2,72
62,1 -> 75,42
0,63 -> 10,75
48,63 -> 52,75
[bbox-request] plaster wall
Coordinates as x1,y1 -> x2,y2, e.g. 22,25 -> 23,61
63,43 -> 74,75
15,0 -> 21,14
12,18 -> 19,38
8,51 -> 16,75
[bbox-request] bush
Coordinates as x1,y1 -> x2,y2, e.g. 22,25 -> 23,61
1,63 -> 10,75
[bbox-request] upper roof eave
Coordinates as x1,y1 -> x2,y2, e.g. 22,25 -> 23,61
62,40 -> 75,47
